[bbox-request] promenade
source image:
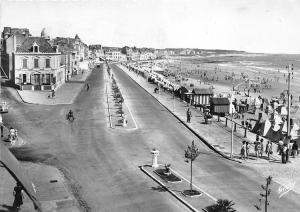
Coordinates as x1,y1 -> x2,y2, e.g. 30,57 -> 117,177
117,63 -> 300,194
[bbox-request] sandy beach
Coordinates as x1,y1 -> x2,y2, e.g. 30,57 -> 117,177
153,54 -> 300,123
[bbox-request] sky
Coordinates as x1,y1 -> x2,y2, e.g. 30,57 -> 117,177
1,0 -> 300,54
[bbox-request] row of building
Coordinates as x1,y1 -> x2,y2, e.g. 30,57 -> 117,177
0,27 -> 89,91
88,45 -> 207,62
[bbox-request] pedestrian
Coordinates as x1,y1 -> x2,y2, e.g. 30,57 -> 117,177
291,141 -> 298,158
186,108 -> 192,123
0,114 -> 3,137
13,182 -> 24,210
246,141 -> 250,159
258,139 -> 264,158
254,139 -> 259,159
285,135 -> 291,162
51,89 -> 55,98
241,141 -> 246,160
277,140 -> 284,155
265,140 -> 273,160
282,144 -> 288,164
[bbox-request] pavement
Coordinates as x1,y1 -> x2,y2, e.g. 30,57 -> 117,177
16,67 -> 93,105
117,63 -> 300,195
0,162 -> 80,212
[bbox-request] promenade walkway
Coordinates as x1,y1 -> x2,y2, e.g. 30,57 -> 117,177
116,64 -> 300,194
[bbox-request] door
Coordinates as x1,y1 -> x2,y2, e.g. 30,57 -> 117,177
22,74 -> 27,83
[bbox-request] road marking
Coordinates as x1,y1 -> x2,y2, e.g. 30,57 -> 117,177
171,169 -> 218,202
121,96 -> 138,131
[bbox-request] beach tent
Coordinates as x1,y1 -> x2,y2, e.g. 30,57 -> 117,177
277,105 -> 288,116
291,123 -> 300,139
262,119 -> 272,136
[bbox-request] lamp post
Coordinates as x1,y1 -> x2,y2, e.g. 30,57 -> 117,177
286,64 -> 293,137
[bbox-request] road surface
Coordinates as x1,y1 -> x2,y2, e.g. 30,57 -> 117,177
2,63 -> 300,212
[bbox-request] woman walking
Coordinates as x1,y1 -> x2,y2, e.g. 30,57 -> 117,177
265,140 -> 273,160
241,141 -> 246,160
13,182 -> 24,210
246,141 -> 250,159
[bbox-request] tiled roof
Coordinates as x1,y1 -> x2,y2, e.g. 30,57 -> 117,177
210,97 -> 230,105
192,88 -> 214,95
16,37 -> 56,53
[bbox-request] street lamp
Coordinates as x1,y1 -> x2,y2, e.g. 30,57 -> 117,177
286,64 -> 293,137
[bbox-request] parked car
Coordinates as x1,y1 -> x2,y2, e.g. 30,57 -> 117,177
0,102 -> 8,113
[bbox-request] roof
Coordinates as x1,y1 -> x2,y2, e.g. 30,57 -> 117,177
16,37 -> 57,53
210,97 -> 230,105
192,88 -> 213,95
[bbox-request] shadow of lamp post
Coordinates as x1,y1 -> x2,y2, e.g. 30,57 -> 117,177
183,140 -> 201,196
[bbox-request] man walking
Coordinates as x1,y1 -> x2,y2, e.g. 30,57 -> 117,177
186,108 -> 192,123
13,182 -> 24,210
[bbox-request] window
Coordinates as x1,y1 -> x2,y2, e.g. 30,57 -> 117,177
22,59 -> 27,69
34,59 -> 39,68
45,59 -> 50,68
34,46 -> 38,53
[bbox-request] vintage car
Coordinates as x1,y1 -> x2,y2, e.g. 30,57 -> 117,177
0,102 -> 8,113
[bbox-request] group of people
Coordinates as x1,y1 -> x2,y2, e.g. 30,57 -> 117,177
277,135 -> 299,164
241,135 -> 299,163
240,137 -> 273,160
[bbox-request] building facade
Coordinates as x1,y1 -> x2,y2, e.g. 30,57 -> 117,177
13,37 -> 64,90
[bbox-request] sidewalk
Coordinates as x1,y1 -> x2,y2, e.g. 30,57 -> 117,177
16,69 -> 92,105
117,64 -> 300,194
0,162 -> 80,212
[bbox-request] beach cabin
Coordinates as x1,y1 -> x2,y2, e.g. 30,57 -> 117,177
175,86 -> 189,100
210,97 -> 230,116
191,88 -> 214,108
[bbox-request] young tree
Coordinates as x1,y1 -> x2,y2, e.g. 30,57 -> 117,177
183,140 -> 201,196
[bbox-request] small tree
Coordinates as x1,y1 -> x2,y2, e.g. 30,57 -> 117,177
206,199 -> 236,212
256,176 -> 272,212
184,140 -> 200,196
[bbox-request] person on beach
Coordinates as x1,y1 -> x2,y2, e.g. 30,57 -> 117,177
265,140 -> 273,160
13,182 -> 24,210
186,108 -> 192,123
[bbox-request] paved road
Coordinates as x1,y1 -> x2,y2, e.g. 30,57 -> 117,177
2,63 -> 300,212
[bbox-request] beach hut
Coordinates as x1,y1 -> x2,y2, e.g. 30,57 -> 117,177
191,88 -> 214,108
210,97 -> 230,116
176,86 -> 189,100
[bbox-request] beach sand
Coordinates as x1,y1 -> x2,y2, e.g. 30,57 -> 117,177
154,55 -> 300,123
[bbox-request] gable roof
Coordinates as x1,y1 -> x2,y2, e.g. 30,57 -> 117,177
16,37 -> 57,53
210,97 -> 230,105
192,88 -> 213,95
